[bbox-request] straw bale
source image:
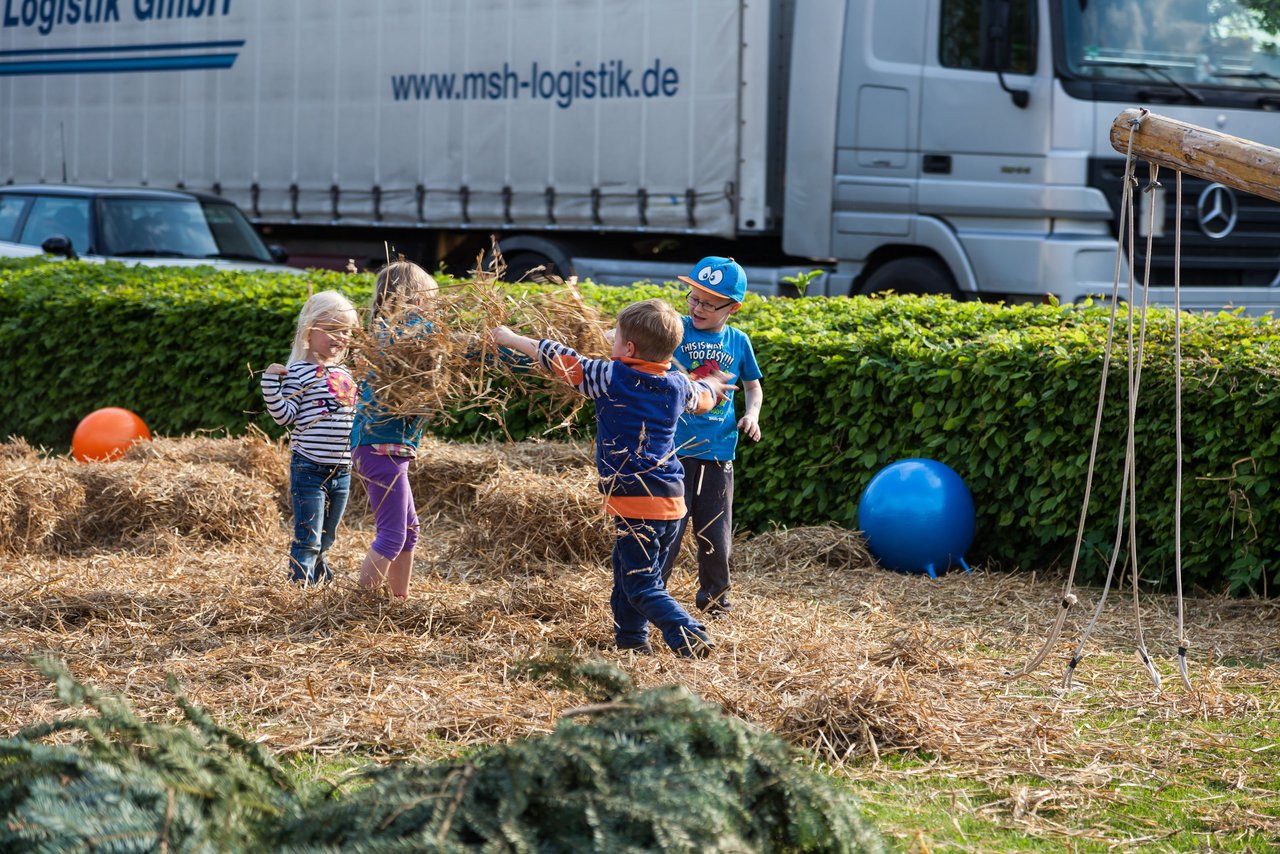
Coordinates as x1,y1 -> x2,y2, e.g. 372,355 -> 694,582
0,436 -> 39,461
448,464 -> 611,573
0,458 -> 86,554
736,523 -> 875,574
64,459 -> 280,550
396,439 -> 503,520
393,437 -> 593,521
123,430 -> 290,510
498,438 -> 594,473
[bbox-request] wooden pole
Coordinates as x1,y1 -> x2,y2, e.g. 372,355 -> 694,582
1110,108 -> 1280,203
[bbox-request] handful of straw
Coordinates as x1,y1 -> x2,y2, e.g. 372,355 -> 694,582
348,254 -> 613,433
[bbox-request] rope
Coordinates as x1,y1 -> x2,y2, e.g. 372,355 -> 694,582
1066,157 -> 1161,690
1013,107 -> 1196,692
1062,151 -> 1155,689
1174,172 -> 1193,691
1059,156 -> 1162,691
1127,162 -> 1161,691
1063,444 -> 1131,690
1004,112 -> 1143,681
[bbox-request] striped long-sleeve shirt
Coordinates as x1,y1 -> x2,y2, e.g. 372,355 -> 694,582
536,339 -> 717,520
261,361 -> 357,465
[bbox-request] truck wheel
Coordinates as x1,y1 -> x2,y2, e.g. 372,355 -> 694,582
857,257 -> 958,297
502,252 -> 556,283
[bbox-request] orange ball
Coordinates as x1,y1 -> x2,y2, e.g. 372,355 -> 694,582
71,407 -> 151,462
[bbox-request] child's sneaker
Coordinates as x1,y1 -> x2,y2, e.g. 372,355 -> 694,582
697,594 -> 732,618
676,626 -> 716,659
617,641 -> 654,656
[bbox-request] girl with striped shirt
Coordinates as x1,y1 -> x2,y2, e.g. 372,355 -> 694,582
262,290 -> 359,585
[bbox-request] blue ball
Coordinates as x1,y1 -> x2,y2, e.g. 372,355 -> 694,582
856,458 -> 975,579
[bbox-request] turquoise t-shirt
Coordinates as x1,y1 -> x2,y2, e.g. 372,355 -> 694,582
671,317 -> 761,461
350,314 -> 430,449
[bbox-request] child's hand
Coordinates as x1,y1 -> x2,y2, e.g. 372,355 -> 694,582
738,413 -> 761,442
703,370 -> 738,404
264,363 -> 288,377
489,326 -> 516,348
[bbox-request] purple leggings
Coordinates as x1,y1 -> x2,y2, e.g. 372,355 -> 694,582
353,445 -> 420,559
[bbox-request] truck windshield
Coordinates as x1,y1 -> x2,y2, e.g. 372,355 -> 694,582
1060,0 -> 1280,91
98,198 -> 273,262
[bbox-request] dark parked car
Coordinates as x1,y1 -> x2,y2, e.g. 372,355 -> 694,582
0,185 -> 293,272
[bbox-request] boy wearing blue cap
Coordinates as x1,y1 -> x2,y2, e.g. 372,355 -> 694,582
660,256 -> 764,616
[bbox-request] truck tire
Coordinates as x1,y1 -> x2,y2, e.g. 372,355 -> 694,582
857,257 -> 958,297
502,251 -> 555,283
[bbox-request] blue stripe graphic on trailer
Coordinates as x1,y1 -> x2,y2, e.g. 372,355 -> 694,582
0,55 -> 239,76
0,40 -> 245,58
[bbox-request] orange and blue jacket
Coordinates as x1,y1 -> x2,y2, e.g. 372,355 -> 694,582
536,339 -> 718,520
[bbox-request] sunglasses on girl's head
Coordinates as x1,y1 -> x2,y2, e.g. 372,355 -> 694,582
687,290 -> 735,312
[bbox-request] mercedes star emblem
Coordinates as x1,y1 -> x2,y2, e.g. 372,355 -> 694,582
1196,183 -> 1238,239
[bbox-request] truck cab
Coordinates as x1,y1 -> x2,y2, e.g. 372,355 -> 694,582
788,0 -> 1280,311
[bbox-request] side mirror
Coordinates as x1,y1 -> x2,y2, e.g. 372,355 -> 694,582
41,234 -> 77,260
268,244 -> 289,265
982,0 -> 1031,109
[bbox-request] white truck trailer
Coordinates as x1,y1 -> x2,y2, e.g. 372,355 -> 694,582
4,0 -> 1280,310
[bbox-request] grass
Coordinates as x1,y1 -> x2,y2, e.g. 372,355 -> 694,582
847,730 -> 1279,851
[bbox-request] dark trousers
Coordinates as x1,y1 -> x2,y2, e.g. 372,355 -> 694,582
612,517 -> 705,651
660,457 -> 733,612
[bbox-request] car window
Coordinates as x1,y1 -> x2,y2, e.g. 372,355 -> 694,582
98,198 -> 272,260
19,196 -> 91,253
0,195 -> 32,242
201,202 -> 273,262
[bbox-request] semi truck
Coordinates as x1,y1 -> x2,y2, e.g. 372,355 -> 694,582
4,0 -> 1280,310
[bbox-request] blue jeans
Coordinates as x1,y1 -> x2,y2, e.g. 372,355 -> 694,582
289,453 -> 351,585
611,517 -> 705,652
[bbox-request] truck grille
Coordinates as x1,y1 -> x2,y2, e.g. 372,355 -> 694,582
1088,158 -> 1280,287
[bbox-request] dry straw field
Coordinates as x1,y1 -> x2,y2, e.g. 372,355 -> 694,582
1,432 -> 1277,850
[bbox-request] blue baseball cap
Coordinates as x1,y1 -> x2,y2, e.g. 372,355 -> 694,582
677,256 -> 747,304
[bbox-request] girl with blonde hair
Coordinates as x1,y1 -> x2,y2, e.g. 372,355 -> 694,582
262,289 -> 359,585
351,261 -> 438,598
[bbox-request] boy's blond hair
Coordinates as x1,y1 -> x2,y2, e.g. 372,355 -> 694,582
616,298 -> 683,362
370,260 -> 438,329
290,290 -> 358,363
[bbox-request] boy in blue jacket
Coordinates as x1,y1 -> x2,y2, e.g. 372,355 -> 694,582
660,257 -> 763,617
490,298 -> 731,657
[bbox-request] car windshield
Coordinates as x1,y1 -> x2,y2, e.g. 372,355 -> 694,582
1060,0 -> 1280,89
98,197 -> 273,262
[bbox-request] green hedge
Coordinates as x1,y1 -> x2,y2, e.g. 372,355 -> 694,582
0,260 -> 365,447
3,260 -> 1278,594
730,295 -> 1280,596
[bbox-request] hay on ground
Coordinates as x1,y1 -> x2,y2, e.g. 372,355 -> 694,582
736,523 -> 875,574
64,460 -> 280,551
406,437 -> 592,520
123,429 -> 290,510
447,464 -> 610,574
0,458 -> 86,554
0,437 -> 40,462
2,437 -> 1278,849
